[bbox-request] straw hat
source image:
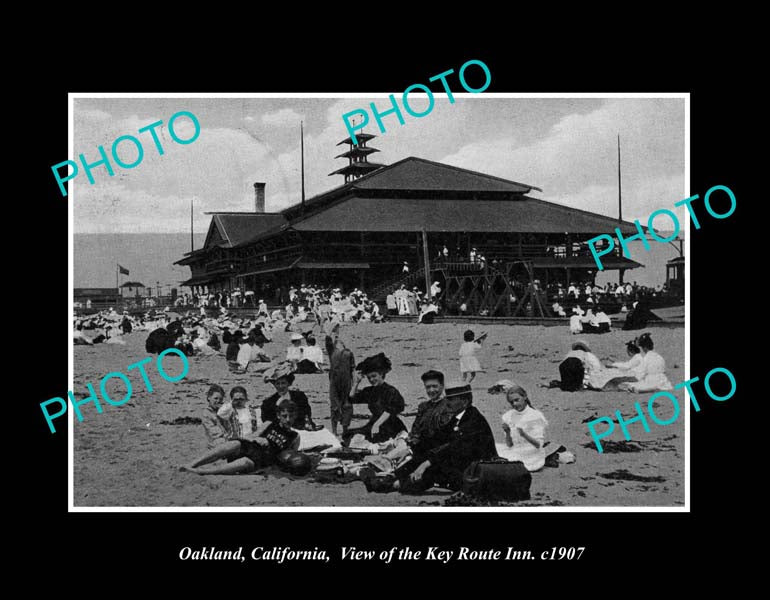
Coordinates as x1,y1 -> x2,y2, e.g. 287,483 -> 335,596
263,361 -> 296,384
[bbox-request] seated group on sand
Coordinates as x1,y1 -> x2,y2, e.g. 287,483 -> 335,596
182,344 -> 563,495
554,332 -> 673,393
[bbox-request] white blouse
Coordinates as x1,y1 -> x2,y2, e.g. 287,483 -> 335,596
497,406 -> 548,471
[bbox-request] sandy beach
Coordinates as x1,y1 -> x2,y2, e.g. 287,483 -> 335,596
73,322 -> 685,507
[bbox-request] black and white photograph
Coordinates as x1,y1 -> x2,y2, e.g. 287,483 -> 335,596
70,94 -> 687,509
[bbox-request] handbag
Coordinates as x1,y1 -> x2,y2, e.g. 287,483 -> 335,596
462,459 -> 532,501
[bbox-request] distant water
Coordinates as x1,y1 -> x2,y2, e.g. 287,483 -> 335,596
74,233 -> 206,290
74,233 -> 680,289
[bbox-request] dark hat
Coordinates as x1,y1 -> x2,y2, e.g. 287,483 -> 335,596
445,383 -> 473,412
277,449 -> 312,476
356,353 -> 392,375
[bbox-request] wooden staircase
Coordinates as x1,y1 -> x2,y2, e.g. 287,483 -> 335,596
368,267 -> 426,300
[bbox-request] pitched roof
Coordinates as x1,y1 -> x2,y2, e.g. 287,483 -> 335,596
352,157 -> 541,193
283,156 -> 541,221
205,213 -> 287,248
337,133 -> 377,146
291,196 -> 640,234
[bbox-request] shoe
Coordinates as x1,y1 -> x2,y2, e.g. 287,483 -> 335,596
360,468 -> 395,493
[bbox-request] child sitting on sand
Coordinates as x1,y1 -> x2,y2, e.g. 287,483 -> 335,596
182,400 -> 309,475
497,384 -> 548,471
217,386 -> 260,438
618,333 -> 673,393
201,384 -> 230,449
459,329 -> 487,384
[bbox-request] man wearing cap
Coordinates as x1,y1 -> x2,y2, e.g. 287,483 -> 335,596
407,370 -> 453,454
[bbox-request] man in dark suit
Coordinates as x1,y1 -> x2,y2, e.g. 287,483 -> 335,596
398,385 -> 497,493
364,383 -> 497,494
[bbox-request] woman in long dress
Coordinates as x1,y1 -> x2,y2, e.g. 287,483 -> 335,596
406,289 -> 419,315
565,341 -> 616,390
569,307 -> 583,334
395,286 -> 410,315
346,353 -> 406,443
496,384 -> 548,471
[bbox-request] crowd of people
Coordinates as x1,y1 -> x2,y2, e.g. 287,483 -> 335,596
73,282 -> 390,350
73,277 -> 677,503
386,284 -> 441,322
170,283 -> 391,315
181,347 -> 558,496
170,318 -> 672,499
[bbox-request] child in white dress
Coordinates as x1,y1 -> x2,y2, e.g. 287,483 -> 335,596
497,384 -> 548,471
620,333 -> 673,393
459,329 -> 487,383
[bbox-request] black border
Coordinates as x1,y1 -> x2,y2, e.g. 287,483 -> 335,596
30,41 -> 747,578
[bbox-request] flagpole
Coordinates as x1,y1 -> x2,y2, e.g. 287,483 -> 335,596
617,134 -> 625,285
300,121 -> 306,212
617,134 -> 622,223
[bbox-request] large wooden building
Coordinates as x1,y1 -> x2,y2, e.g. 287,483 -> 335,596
177,140 -> 640,315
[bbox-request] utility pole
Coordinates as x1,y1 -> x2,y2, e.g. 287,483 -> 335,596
300,121 -> 306,212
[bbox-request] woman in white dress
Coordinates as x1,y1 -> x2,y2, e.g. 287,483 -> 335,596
496,384 -> 548,471
591,340 -> 644,390
608,341 -> 644,377
620,333 -> 673,393
566,341 -> 617,390
569,307 -> 584,334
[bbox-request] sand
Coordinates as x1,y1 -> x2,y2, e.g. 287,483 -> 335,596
73,322 -> 685,507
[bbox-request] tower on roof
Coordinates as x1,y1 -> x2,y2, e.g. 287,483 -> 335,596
329,130 -> 386,183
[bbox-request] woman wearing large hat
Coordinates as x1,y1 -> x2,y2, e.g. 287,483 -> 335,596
346,353 -> 406,444
261,362 -> 318,431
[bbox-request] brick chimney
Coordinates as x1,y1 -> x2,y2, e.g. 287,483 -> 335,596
253,182 -> 266,212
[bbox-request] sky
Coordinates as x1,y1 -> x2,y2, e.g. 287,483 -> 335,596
72,96 -> 686,234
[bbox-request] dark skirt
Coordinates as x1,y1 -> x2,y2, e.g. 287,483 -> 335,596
345,415 -> 407,444
583,322 -> 610,334
296,359 -> 323,374
559,357 -> 585,391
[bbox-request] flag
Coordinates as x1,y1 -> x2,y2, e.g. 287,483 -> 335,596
118,264 -> 129,275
